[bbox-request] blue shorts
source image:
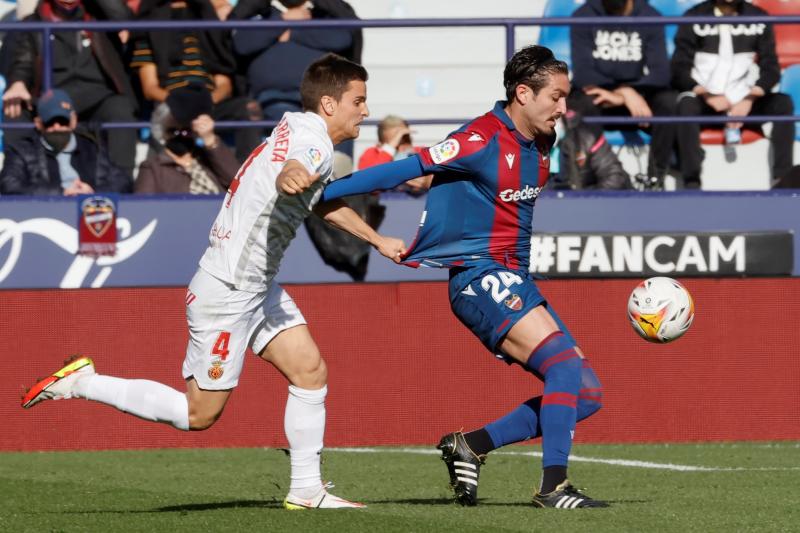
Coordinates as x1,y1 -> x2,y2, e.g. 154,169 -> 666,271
448,263 -> 576,357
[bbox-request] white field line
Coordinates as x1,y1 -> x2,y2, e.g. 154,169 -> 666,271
327,447 -> 800,472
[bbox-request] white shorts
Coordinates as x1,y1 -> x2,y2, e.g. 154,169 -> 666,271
182,268 -> 307,390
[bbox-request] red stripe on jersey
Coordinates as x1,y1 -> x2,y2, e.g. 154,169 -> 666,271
542,392 -> 578,408
490,131 -> 522,268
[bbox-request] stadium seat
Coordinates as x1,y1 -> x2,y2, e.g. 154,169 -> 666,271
752,0 -> 800,69
537,0 -> 584,68
778,63 -> 800,141
648,0 -> 704,57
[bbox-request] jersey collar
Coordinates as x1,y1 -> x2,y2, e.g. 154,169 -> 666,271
492,100 -> 536,150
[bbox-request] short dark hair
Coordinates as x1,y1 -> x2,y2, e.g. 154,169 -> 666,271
503,45 -> 569,101
300,53 -> 368,112
602,0 -> 628,15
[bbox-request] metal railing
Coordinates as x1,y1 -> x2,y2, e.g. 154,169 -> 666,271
0,14 -> 798,130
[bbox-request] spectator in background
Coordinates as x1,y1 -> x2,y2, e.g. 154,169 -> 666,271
358,115 -> 433,195
671,0 -> 794,189
2,0 -> 139,177
135,84 -> 239,194
132,0 -> 263,162
569,0 -> 677,188
551,110 -> 632,190
0,89 -> 132,195
230,0 -> 358,125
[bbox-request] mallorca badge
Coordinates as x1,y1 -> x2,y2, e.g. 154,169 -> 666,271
78,194 -> 118,257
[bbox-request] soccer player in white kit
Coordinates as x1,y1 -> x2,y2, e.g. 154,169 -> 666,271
21,54 -> 406,509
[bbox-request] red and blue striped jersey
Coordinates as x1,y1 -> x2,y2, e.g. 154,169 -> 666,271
402,101 -> 554,271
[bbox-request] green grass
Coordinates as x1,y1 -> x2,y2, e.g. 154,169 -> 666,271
2,443 -> 799,532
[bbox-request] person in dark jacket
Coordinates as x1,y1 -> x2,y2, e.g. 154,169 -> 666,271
230,0 -> 356,122
1,0 -> 139,177
569,0 -> 678,187
135,85 -> 239,194
671,0 -> 794,188
131,0 -> 263,162
553,110 -> 632,190
0,89 -> 132,195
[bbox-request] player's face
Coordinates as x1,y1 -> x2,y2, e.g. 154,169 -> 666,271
332,80 -> 369,141
525,72 -> 570,137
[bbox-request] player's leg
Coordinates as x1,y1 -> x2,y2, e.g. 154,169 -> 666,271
252,283 -> 363,509
21,269 -> 247,432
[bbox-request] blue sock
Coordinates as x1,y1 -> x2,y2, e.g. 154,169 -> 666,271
485,397 -> 542,448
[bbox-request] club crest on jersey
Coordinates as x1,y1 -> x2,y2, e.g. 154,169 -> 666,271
504,294 -> 523,311
208,360 -> 224,380
304,147 -> 323,170
429,139 -> 460,164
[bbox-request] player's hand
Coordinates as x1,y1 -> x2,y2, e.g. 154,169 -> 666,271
727,97 -> 753,130
277,165 -> 320,195
704,94 -> 732,113
375,235 -> 407,264
584,87 -> 624,108
3,81 -> 32,118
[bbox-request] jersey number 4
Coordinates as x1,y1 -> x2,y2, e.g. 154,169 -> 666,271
226,141 -> 267,208
212,331 -> 231,360
481,271 -> 523,303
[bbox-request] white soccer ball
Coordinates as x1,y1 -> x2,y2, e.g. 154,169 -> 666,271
627,277 -> 694,343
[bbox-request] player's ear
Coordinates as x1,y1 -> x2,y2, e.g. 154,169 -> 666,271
515,84 -> 531,105
320,95 -> 336,117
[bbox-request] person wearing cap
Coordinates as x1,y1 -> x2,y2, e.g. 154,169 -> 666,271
0,89 -> 132,195
2,0 -> 139,177
134,85 -> 240,194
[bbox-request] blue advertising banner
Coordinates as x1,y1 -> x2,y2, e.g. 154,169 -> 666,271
0,191 -> 797,289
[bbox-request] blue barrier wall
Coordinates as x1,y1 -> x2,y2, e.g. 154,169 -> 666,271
0,191 -> 797,289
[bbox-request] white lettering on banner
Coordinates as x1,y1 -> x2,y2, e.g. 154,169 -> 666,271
530,234 -> 748,275
0,217 -> 158,288
499,185 -> 542,203
709,235 -> 745,271
692,23 -> 766,37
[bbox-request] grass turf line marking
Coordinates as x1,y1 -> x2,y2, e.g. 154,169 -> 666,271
327,447 -> 800,472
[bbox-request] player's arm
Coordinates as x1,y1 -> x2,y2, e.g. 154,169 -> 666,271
276,159 -> 321,194
321,155 -> 425,201
313,199 -> 407,263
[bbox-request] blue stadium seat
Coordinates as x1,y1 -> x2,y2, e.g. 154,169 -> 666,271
778,64 -> 800,141
648,0 -> 703,57
537,0 -> 584,68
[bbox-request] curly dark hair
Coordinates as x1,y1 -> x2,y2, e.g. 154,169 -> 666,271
503,45 -> 568,102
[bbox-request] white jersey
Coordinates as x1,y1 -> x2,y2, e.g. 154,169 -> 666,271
199,111 -> 335,292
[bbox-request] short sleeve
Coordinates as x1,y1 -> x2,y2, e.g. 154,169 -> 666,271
418,130 -> 491,174
287,132 -> 333,178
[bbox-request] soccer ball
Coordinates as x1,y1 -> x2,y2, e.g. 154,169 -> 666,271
627,277 -> 694,343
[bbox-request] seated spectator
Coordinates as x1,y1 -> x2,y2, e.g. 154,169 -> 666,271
135,85 -> 239,194
132,0 -> 263,161
0,89 -> 132,195
357,115 -> 433,196
551,110 -> 633,190
2,0 -> 139,177
671,0 -> 794,189
230,0 -> 357,124
569,0 -> 678,188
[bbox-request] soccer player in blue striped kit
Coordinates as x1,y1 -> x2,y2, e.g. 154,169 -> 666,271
321,45 -> 607,508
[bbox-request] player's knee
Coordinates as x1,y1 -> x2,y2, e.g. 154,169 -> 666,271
291,352 -> 328,389
187,404 -> 224,431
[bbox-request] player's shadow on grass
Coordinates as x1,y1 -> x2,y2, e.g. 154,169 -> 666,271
155,500 -> 283,512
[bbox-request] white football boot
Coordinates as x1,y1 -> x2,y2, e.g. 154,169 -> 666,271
283,483 -> 365,510
21,356 -> 95,408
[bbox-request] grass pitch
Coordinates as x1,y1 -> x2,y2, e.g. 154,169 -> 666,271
1,442 -> 799,533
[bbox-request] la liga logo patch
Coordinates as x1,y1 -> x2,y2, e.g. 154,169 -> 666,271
305,147 -> 323,170
429,139 -> 460,164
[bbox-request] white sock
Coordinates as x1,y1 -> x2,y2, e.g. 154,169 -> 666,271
73,374 -> 189,431
284,384 -> 327,498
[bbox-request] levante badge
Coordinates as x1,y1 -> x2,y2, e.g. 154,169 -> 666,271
78,194 -> 118,257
